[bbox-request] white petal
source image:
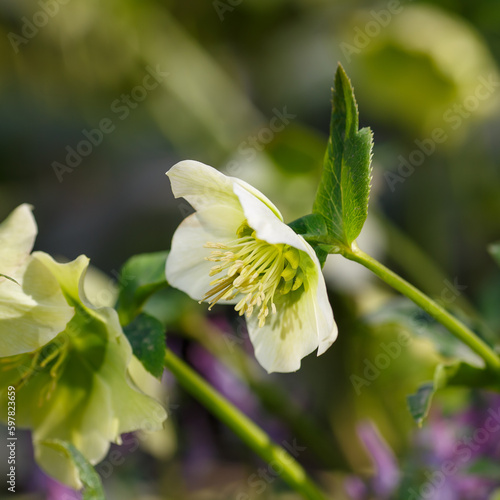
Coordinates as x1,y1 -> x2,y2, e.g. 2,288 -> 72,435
166,210 -> 240,303
232,177 -> 283,221
0,204 -> 37,277
167,160 -> 283,223
247,255 -> 337,373
233,183 -> 309,252
167,160 -> 242,213
315,271 -> 338,356
298,236 -> 338,357
235,179 -> 338,356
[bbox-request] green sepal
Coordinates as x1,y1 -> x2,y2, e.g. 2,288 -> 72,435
288,213 -> 331,266
116,251 -> 169,326
406,382 -> 434,428
41,440 -> 106,500
313,64 -> 373,248
288,213 -> 328,241
123,313 -> 166,379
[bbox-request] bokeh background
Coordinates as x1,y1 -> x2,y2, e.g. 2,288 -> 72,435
1,0 -> 500,499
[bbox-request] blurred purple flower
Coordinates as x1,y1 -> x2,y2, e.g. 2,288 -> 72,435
412,394 -> 500,499
344,393 -> 500,500
35,470 -> 81,500
188,343 -> 258,416
344,476 -> 368,500
344,420 -> 400,499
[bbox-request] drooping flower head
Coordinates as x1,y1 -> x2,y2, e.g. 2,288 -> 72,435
0,205 -> 166,489
166,161 -> 337,373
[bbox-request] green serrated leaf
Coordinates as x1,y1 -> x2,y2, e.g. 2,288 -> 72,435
488,242 -> 500,267
313,64 -> 373,248
407,382 -> 434,427
123,313 -> 166,379
116,251 -> 169,326
42,440 -> 105,500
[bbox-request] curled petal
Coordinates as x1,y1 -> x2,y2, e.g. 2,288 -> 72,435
168,160 -> 282,220
0,204 -> 36,277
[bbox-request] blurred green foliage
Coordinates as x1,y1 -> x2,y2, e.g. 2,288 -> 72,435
1,0 -> 500,498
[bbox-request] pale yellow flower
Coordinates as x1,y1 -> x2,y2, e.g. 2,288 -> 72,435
0,207 -> 166,488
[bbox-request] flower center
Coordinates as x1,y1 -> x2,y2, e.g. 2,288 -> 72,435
203,222 -> 305,327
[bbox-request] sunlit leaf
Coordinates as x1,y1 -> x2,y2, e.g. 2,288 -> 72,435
313,64 -> 373,249
123,313 -> 166,379
116,251 -> 169,325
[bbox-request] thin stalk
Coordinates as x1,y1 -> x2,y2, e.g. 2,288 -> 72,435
342,243 -> 500,374
164,350 -> 329,500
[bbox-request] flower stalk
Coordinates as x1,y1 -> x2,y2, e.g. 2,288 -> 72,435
163,349 -> 329,500
342,243 -> 500,374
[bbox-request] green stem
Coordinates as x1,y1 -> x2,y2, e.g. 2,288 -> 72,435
163,350 -> 328,500
342,243 -> 500,374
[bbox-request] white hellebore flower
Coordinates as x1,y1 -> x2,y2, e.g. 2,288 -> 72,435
166,161 -> 338,373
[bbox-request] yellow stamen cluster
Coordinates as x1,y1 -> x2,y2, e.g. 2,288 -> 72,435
203,224 -> 305,327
